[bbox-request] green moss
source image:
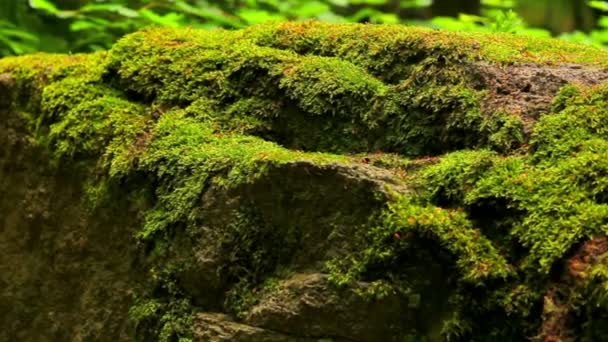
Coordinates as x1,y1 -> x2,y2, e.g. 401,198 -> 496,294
134,110 -> 349,240
0,53 -> 107,84
384,195 -> 512,282
225,269 -> 284,319
249,21 -> 608,69
532,83 -> 608,162
42,78 -> 147,162
279,55 -> 388,117
101,23 -> 540,156
415,147 -> 608,274
418,149 -> 499,206
5,22 -> 608,341
344,107 -> 608,337
129,297 -> 194,342
0,53 -> 108,113
477,154 -> 608,272
482,111 -> 526,152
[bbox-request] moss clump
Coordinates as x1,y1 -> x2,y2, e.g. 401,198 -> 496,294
43,78 -> 148,162
133,110 -> 348,239
248,22 -> 608,69
532,83 -> 608,162
104,23 -> 541,156
4,21 -> 608,341
368,84 -> 608,339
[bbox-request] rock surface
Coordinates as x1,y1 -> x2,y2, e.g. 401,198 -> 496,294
194,313 -> 319,342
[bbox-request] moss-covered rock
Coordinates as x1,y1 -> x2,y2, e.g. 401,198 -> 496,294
3,22 -> 608,341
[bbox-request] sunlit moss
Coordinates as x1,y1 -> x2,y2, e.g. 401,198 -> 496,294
249,21 -> 608,68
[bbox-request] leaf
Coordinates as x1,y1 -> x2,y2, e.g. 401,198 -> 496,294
70,19 -> 109,32
328,0 -> 350,6
292,1 -> 331,17
0,27 -> 39,42
589,1 -> 608,11
80,4 -> 140,18
29,0 -> 61,14
0,21 -> 39,41
350,0 -> 389,5
599,16 -> 608,28
139,9 -> 184,28
401,0 -> 432,8
237,9 -> 285,25
174,0 -> 243,28
29,0 -> 77,18
0,35 -> 36,54
349,8 -> 399,23
482,0 -> 516,8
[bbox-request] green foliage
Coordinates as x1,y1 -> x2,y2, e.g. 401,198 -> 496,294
0,0 -> 406,57
429,9 -> 551,37
0,21 -> 39,55
559,1 -> 608,47
4,0 -> 608,58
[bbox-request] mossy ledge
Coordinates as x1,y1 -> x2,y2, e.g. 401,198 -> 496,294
3,22 -> 608,341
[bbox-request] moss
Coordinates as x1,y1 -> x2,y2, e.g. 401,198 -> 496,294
418,149 -> 499,206
0,53 -> 107,86
482,111 -> 526,152
249,21 -> 608,69
130,297 -> 194,342
43,79 -> 148,162
101,23 -> 546,156
383,195 -> 512,282
417,149 -> 608,274
224,270 -> 283,319
333,79 -> 608,336
532,83 -> 608,162
5,21 -> 608,341
0,53 -> 108,114
134,110 -> 349,240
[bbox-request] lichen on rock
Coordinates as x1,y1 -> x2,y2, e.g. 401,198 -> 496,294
3,21 -> 608,342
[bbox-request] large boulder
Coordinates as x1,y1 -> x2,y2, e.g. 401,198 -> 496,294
3,22 -> 608,341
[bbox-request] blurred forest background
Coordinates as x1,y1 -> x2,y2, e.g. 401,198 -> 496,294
2,0 -> 608,57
